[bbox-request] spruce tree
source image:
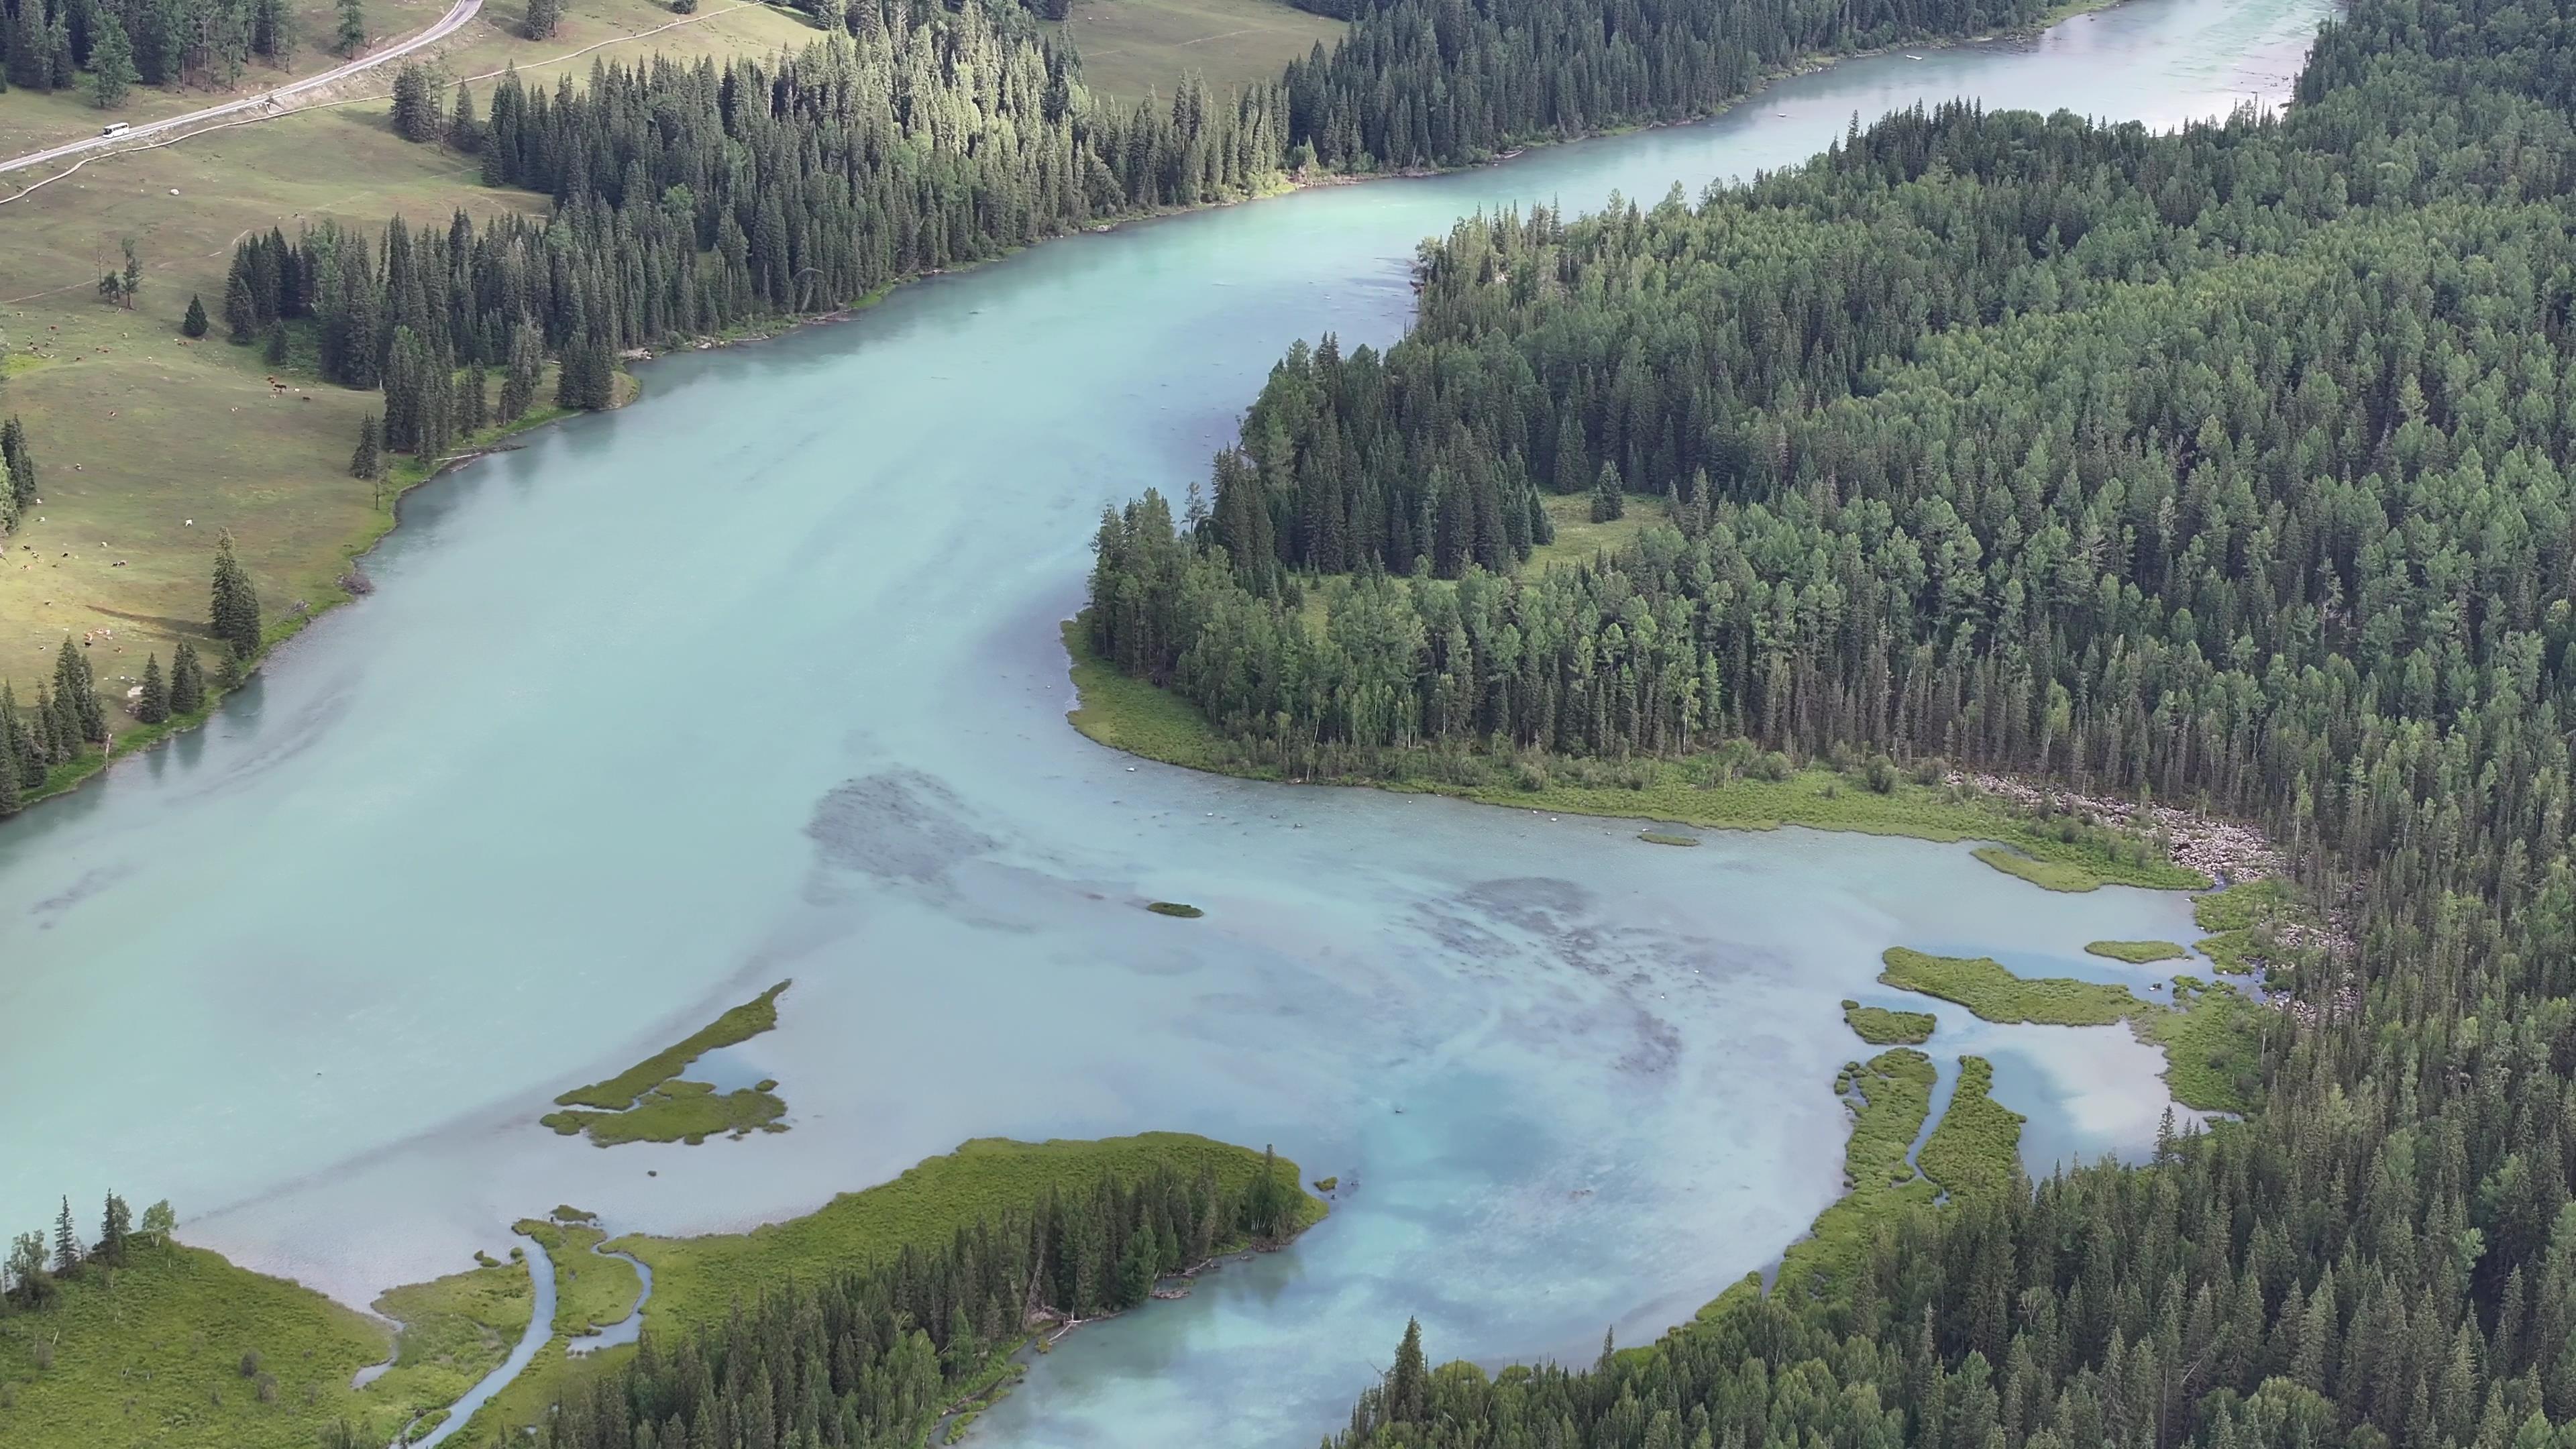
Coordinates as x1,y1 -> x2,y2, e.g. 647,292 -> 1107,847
1589,460 -> 1625,522
447,80 -> 479,151
334,0 -> 365,54
350,412 -> 382,480
52,1197 -> 78,1275
97,1195 -> 129,1267
169,641 -> 205,715
87,14 -> 137,109
1,417 -> 32,512
1388,1318 -> 1429,1426
1,684 -> 40,792
182,292 -> 209,337
209,533 -> 262,661
54,636 -> 105,744
223,269 -> 257,343
263,319 -> 288,366
523,0 -> 561,40
137,653 -> 168,724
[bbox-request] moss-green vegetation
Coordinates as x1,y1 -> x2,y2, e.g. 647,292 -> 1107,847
539,981 -> 792,1146
1762,1049 -> 1939,1303
363,1258 -> 537,1438
1917,1057 -> 2027,1199
2086,939 -> 2188,964
467,1134 -> 1324,1438
553,981 -> 790,1110
1841,1000 -> 1937,1044
0,1236 -> 536,1449
2136,976 -> 2265,1116
1705,1045 -> 2025,1320
2190,880 -> 2308,975
1145,901 -> 1205,918
1063,622 -> 2204,892
512,1218 -> 641,1342
1639,830 -> 1701,847
1972,844 -> 2102,891
543,1079 -> 789,1146
1313,1177 -> 1340,1193
1878,949 -> 2264,1116
1878,947 -> 2135,1025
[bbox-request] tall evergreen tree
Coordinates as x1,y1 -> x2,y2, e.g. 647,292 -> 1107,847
85,13 -> 134,108
136,653 -> 168,725
168,641 -> 205,715
181,292 -> 208,337
207,532 -> 260,661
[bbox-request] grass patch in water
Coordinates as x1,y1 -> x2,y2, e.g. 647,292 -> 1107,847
1061,619 -> 2202,892
1146,901 -> 1205,918
1918,1057 -> 2026,1199
2086,939 -> 2188,964
1761,1049 -> 1939,1304
552,981 -> 790,1110
1638,830 -> 1700,847
1971,845 -> 2100,891
541,1079 -> 789,1147
1841,1000 -> 1936,1044
511,1220 -> 641,1341
541,981 -> 793,1146
1878,947 -> 2135,1025
1878,949 -> 2260,1116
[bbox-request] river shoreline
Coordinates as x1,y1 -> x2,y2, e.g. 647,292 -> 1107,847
7,0 -> 2154,824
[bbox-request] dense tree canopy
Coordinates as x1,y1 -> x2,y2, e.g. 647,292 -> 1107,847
1088,0 -> 2576,1446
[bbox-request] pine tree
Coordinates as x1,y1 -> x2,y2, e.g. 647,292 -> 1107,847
0,417 -> 29,513
87,13 -> 137,109
169,641 -> 205,714
1589,460 -> 1625,522
223,268 -> 257,343
136,653 -> 168,724
351,412 -> 382,480
390,62 -> 443,142
97,1195 -> 130,1267
447,80 -> 480,151
54,636 -> 105,744
209,533 -> 262,661
263,319 -> 288,365
182,293 -> 209,337
119,237 -> 141,309
52,1197 -> 79,1275
524,0 -> 561,40
1,684 -> 40,792
1388,1318 -> 1429,1425
334,0 -> 365,54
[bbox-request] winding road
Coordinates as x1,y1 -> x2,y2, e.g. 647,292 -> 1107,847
0,0 -> 483,175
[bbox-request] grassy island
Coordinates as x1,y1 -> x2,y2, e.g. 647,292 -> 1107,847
2086,939 -> 2189,964
540,981 -> 792,1146
1878,948 -> 2262,1114
1841,1000 -> 1937,1044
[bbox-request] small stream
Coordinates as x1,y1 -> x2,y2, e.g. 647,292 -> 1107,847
400,1236 -> 558,1449
568,1241 -> 655,1356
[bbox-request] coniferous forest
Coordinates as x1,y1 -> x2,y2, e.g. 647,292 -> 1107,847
496,1158 -> 1306,1449
200,0 -> 2056,478
1080,0 -> 2576,1444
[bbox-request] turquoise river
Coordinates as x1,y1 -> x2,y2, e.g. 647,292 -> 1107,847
0,0 -> 2328,1440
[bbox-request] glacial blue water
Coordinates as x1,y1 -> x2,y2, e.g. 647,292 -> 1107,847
0,0 -> 2327,1439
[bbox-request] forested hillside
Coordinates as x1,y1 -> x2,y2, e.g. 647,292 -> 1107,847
1279,0 -> 2048,170
1087,0 -> 2576,1443
259,0 -> 2055,481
